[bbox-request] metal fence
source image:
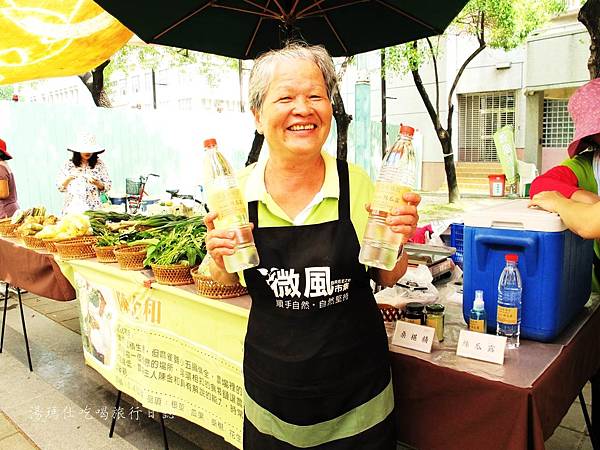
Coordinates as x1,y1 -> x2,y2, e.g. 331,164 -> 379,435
542,98 -> 574,149
458,91 -> 516,162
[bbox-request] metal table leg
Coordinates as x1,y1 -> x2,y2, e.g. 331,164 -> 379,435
1,282 -> 8,353
109,389 -> 169,449
16,288 -> 33,371
593,372 -> 600,450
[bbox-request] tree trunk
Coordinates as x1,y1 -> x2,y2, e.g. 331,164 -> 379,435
245,131 -> 264,166
79,60 -> 112,108
332,85 -> 352,161
440,135 -> 460,203
579,0 -> 600,78
411,69 -> 461,203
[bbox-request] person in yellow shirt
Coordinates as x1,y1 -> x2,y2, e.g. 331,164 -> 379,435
204,43 -> 419,450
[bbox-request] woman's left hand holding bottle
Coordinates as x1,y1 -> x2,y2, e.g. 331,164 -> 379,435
204,212 -> 249,285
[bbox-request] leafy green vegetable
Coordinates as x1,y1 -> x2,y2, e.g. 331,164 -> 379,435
143,217 -> 206,267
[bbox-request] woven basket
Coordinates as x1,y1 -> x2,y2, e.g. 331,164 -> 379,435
43,235 -> 95,253
43,238 -> 60,253
151,264 -> 194,286
378,303 -> 402,322
22,234 -> 47,250
114,245 -> 148,271
191,268 -> 248,299
55,237 -> 98,260
93,244 -> 124,263
0,222 -> 19,237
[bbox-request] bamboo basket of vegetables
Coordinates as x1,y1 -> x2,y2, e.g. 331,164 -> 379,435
115,245 -> 148,271
92,229 -> 124,263
0,222 -> 18,237
191,267 -> 248,299
22,234 -> 47,250
151,263 -> 194,286
55,236 -> 98,260
144,216 -> 206,285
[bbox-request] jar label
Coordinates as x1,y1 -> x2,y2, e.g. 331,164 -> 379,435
371,182 -> 411,213
469,319 -> 486,332
405,317 -> 422,325
426,316 -> 444,342
497,306 -> 518,325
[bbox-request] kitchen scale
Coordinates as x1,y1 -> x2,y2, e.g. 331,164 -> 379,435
405,243 -> 456,283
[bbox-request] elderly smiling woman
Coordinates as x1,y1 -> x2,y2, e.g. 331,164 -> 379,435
204,43 -> 420,450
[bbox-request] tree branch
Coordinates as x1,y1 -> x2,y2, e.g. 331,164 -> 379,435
411,68 -> 440,131
447,43 -> 486,130
426,37 -> 440,118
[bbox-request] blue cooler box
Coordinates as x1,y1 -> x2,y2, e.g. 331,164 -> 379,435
462,200 -> 593,342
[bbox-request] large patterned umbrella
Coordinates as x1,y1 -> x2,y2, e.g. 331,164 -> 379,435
0,0 -> 132,84
94,0 -> 469,59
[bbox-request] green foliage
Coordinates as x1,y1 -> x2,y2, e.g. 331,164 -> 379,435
385,0 -> 567,74
457,0 -> 566,49
0,85 -> 14,100
105,44 -> 238,89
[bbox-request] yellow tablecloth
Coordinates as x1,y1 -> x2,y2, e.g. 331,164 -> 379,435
59,258 -> 249,449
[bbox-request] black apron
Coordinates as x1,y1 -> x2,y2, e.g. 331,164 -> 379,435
243,160 -> 395,450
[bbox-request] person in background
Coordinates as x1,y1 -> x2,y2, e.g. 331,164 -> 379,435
529,78 -> 600,291
58,131 -> 111,215
0,137 -> 19,219
204,43 -> 420,450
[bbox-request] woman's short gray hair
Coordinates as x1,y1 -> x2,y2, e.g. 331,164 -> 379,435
248,42 -> 338,112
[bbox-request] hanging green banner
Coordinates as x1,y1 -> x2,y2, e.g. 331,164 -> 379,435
493,125 -> 518,184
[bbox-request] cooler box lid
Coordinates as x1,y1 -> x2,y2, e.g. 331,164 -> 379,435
464,199 -> 567,232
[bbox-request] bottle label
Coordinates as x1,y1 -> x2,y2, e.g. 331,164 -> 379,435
371,182 -> 411,214
208,187 -> 246,226
469,319 -> 486,332
497,306 -> 518,325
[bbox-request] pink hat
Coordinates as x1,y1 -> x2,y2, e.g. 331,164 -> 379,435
567,78 -> 600,157
0,138 -> 12,159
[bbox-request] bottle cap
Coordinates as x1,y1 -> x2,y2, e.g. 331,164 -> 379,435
399,124 -> 415,137
505,254 -> 518,262
473,290 -> 485,310
203,138 -> 217,148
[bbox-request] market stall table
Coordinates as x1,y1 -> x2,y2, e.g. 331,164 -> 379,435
58,258 -> 598,450
0,237 -> 75,301
391,298 -> 600,450
0,236 -> 77,371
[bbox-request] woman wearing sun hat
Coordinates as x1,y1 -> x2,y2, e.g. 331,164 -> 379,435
530,78 -> 600,290
57,131 -> 112,215
0,137 -> 19,219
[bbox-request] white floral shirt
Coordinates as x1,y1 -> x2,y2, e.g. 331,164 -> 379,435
58,159 -> 112,215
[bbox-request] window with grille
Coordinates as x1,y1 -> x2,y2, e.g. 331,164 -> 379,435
542,99 -> 574,148
458,91 -> 516,162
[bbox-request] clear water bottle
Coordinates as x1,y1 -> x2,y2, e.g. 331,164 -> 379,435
469,290 -> 487,333
202,138 -> 259,273
359,125 -> 416,270
497,254 -> 522,348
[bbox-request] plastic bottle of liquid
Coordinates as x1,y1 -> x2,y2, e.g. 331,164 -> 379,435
469,290 -> 487,333
496,254 -> 522,349
202,138 -> 259,273
359,125 -> 416,270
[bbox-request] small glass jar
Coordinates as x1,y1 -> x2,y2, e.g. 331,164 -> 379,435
426,303 -> 445,342
405,302 -> 425,325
